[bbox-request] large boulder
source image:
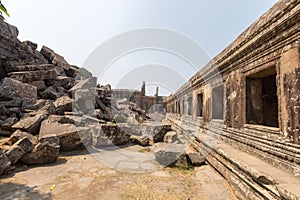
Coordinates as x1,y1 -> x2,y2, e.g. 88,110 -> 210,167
11,114 -> 45,134
5,137 -> 34,164
20,134 -> 60,165
39,119 -> 82,151
0,78 -> 37,106
0,150 -> 11,176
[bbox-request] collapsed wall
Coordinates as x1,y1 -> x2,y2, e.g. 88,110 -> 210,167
0,18 -> 166,175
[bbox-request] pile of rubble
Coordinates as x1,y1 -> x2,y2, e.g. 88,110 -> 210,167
0,19 -> 203,176
0,19 -> 133,175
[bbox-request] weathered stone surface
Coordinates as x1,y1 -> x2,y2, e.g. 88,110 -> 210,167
10,130 -> 38,144
65,65 -> 79,78
68,77 -> 97,94
187,153 -> 206,166
151,125 -> 172,143
28,101 -> 56,117
130,135 -> 150,147
39,120 -> 81,151
6,64 -> 55,73
163,131 -> 178,143
0,78 -> 37,106
20,134 -> 60,165
45,76 -> 74,90
8,69 -> 57,83
5,137 -> 34,164
28,81 -> 46,90
93,124 -> 131,147
40,46 -> 70,71
54,96 -> 73,115
153,143 -> 186,167
40,86 -> 66,100
0,150 -> 11,176
11,114 -> 45,134
73,89 -> 95,114
1,117 -> 18,131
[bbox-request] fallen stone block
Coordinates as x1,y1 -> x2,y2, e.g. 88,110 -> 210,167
130,135 -> 150,147
68,77 -> 97,94
65,65 -> 79,78
93,124 -> 131,147
0,78 -> 37,106
1,117 -> 18,131
5,137 -> 34,164
40,46 -> 70,71
187,153 -> 206,166
153,143 -> 186,167
45,76 -> 74,90
54,96 -> 73,115
20,134 -> 60,165
28,81 -> 46,90
10,130 -> 38,145
0,150 -> 11,176
8,69 -> 58,83
39,120 -> 82,151
11,114 -> 45,134
40,86 -> 66,100
7,64 -> 55,73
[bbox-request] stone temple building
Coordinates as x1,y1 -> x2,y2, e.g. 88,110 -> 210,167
112,81 -> 167,114
165,0 -> 300,199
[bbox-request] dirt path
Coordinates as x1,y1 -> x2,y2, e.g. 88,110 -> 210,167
0,147 -> 237,200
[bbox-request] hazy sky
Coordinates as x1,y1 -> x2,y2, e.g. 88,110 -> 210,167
4,0 -> 278,95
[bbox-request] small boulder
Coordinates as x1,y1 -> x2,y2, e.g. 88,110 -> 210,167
187,153 -> 206,166
5,137 -> 34,164
20,134 -> 60,165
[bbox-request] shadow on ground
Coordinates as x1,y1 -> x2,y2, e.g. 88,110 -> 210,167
0,182 -> 52,200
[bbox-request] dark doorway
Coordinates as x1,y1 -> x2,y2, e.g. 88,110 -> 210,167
246,67 -> 279,127
187,97 -> 192,116
197,94 -> 203,117
212,86 -> 224,119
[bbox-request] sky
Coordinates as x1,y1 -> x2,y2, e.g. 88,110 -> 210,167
4,0 -> 279,96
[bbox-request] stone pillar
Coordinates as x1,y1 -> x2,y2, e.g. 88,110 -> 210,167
224,71 -> 245,129
141,81 -> 146,96
278,41 -> 300,143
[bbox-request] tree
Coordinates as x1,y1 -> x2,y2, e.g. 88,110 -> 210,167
0,1 -> 10,17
